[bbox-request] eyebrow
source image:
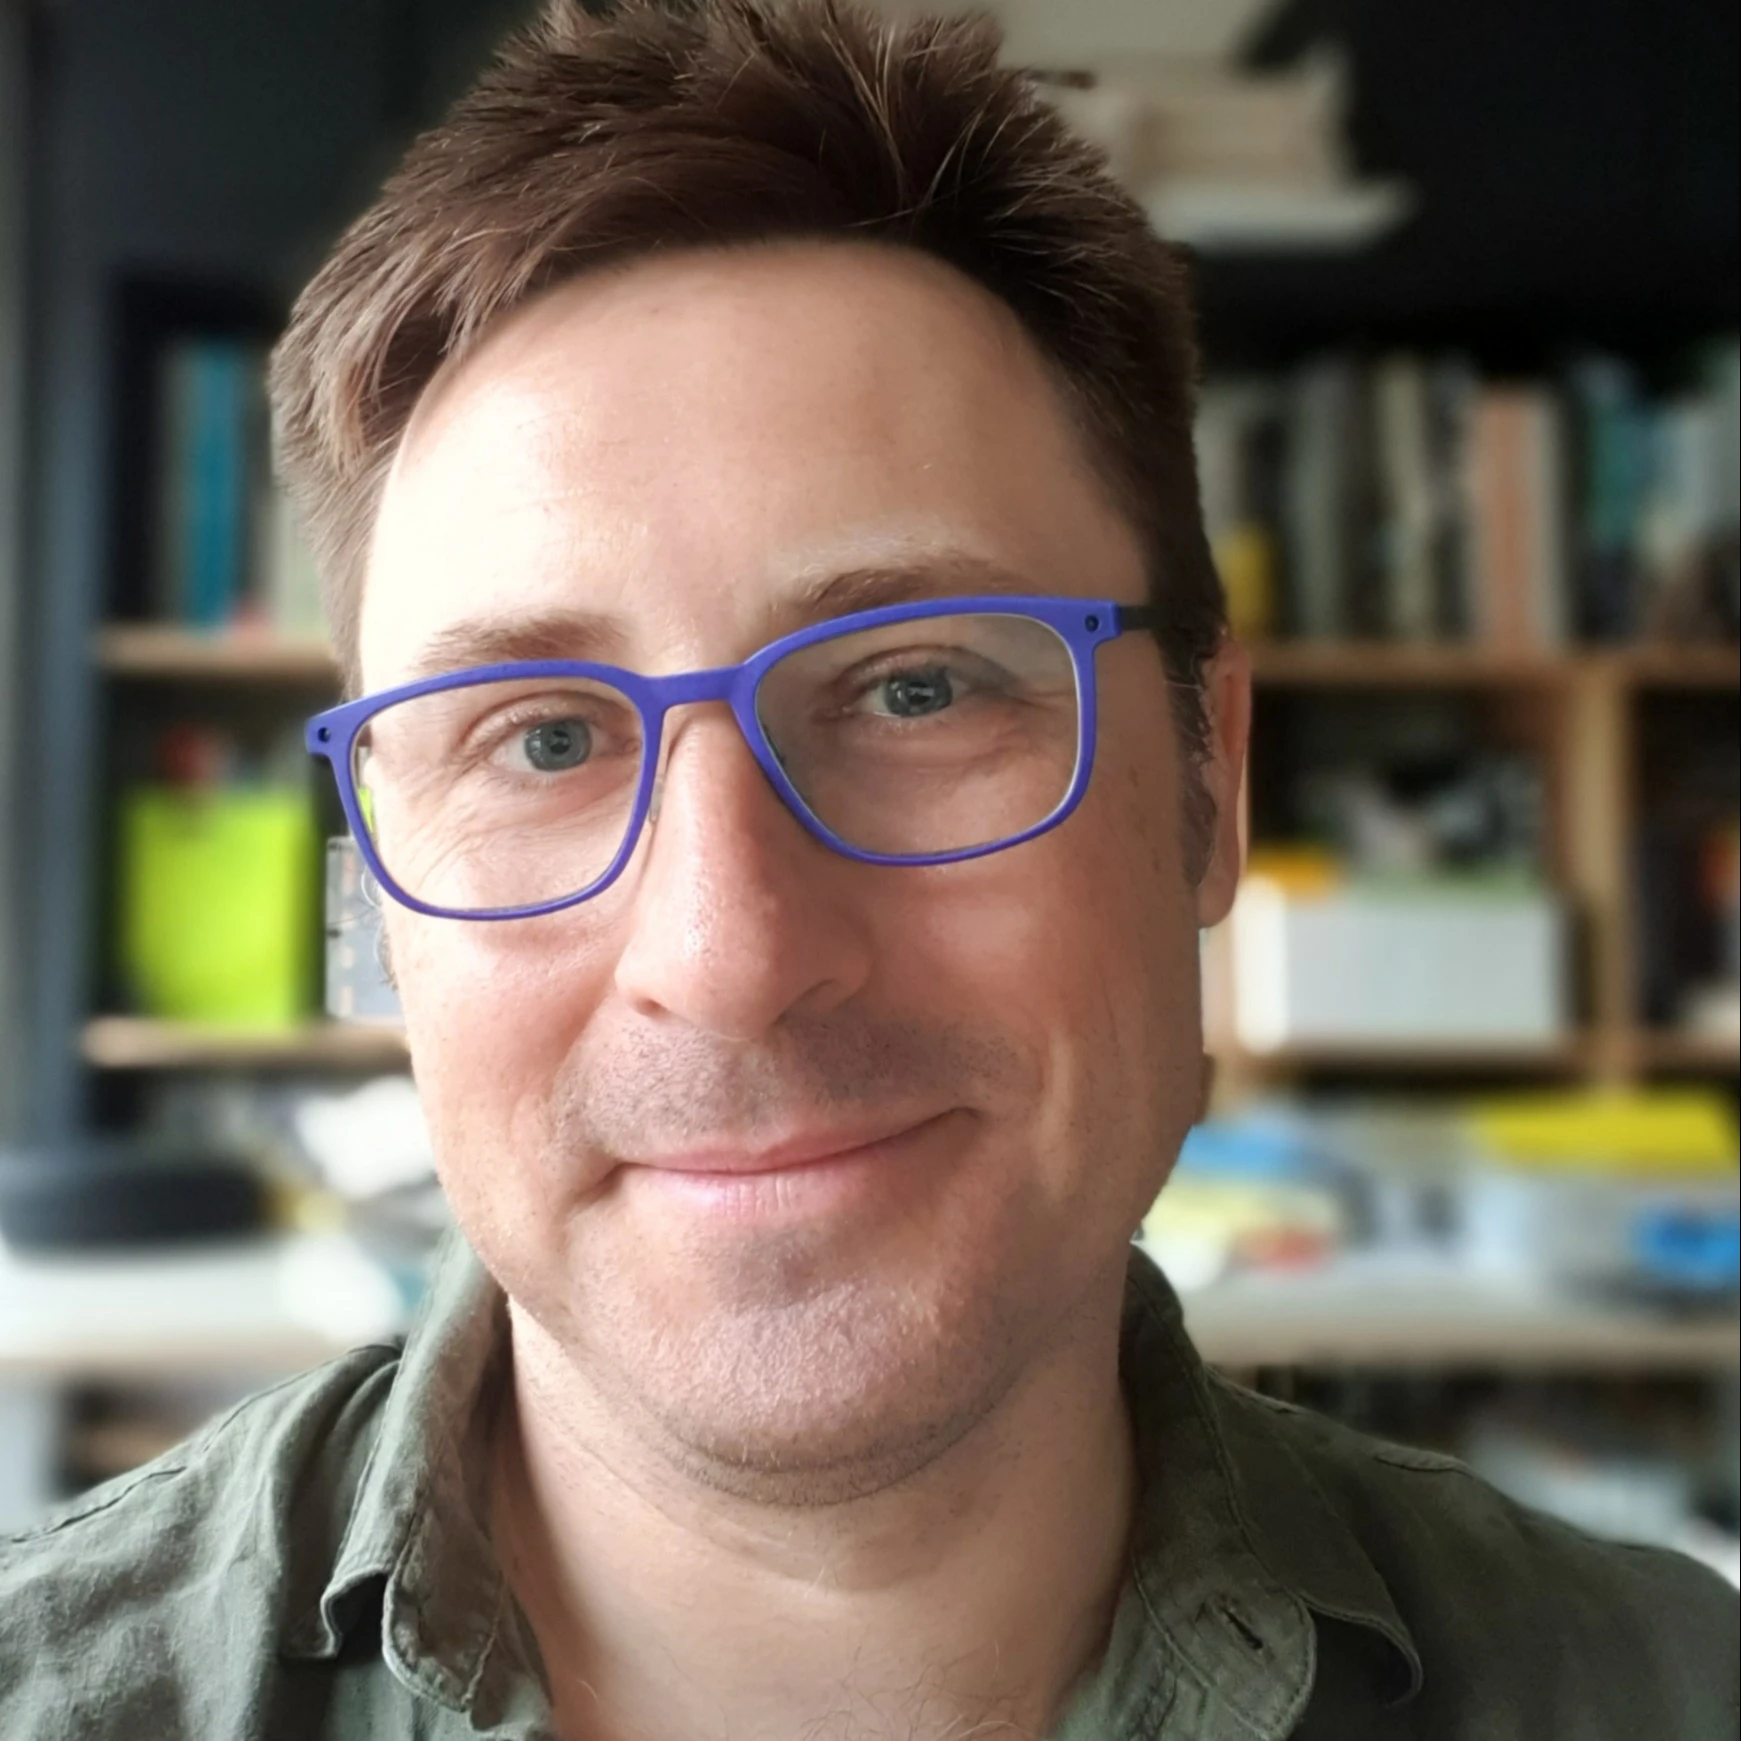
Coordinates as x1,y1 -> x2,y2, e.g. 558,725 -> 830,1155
401,609 -> 628,684
401,553 -> 1047,683
781,554 -> 1045,625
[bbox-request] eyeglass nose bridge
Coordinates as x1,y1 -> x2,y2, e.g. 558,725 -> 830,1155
633,661 -> 784,828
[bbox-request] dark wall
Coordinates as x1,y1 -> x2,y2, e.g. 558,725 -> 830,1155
1213,0 -> 1741,361
18,0 -> 526,1140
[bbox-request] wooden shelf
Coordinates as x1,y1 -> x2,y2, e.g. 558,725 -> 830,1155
95,625 -> 338,683
1618,645 -> 1741,691
1217,1032 -> 1740,1081
1247,641 -> 1566,688
81,1017 -> 406,1071
1214,1038 -> 1595,1077
1246,641 -> 1740,691
1625,1029 -> 1741,1076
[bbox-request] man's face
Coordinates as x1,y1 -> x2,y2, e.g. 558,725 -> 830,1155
362,242 -> 1247,1490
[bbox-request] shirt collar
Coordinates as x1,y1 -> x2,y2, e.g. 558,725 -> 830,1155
1116,1252 -> 1424,1719
282,1229 -> 547,1731
283,1234 -> 1421,1730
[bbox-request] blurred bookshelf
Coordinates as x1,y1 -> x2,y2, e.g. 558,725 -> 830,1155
1209,642 -> 1740,1092
5,0 -> 1736,1564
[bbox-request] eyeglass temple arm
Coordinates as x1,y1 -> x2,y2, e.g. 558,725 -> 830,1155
1112,604 -> 1159,635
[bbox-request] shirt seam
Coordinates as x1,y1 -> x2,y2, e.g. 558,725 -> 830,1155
2,1345 -> 399,1552
1126,1662 -> 1174,1739
0,1465 -> 186,1547
1227,1384 -> 1472,1483
1124,1273 -> 1317,1737
462,1555 -> 515,1713
1199,1362 -> 1426,1703
280,1347 -> 419,1654
322,1362 -> 405,1587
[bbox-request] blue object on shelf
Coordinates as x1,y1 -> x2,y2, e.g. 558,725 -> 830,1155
1177,1115 -> 1341,1183
1631,1205 -> 1741,1293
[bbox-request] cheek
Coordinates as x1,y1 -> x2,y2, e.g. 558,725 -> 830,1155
883,747 -> 1201,1213
387,904 -> 613,1202
1038,739 -> 1207,1193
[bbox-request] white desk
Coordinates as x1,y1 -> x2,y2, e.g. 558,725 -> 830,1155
1175,1249 -> 1741,1373
0,1234 -> 400,1382
4,1234 -> 1736,1384
0,1235 -> 402,1527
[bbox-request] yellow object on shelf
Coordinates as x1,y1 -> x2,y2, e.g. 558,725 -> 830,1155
1216,524 -> 1279,642
1243,845 -> 1346,897
1468,1088 -> 1739,1176
118,785 -> 318,1028
1142,1177 -> 1344,1290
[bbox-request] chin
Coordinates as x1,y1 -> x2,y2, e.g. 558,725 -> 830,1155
590,1250 -> 1030,1501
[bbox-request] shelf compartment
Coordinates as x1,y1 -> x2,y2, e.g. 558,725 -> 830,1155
81,1016 -> 406,1071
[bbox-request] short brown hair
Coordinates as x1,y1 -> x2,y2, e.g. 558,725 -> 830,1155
271,0 -> 1225,796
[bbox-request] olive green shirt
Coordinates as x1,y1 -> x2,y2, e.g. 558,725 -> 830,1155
2,1237 -> 1735,1738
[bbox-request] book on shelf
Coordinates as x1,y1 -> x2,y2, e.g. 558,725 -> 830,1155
1371,354 -> 1439,642
1467,385 -> 1569,652
1195,378 -> 1283,640
1566,356 -> 1648,643
252,481 -> 324,639
148,333 -> 321,640
1282,354 -> 1375,639
152,338 -> 254,630
1199,338 -> 1741,652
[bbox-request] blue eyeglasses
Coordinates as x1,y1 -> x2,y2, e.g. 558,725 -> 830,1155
306,594 -> 1158,921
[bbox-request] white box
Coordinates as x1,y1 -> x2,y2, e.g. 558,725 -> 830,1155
1230,879 -> 1567,1050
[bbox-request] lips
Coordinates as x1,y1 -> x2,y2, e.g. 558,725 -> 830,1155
625,1114 -> 943,1177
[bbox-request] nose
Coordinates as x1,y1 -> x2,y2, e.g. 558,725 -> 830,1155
611,712 -> 874,1040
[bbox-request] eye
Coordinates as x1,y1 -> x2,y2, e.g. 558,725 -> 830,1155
872,665 -> 956,718
519,717 -> 593,771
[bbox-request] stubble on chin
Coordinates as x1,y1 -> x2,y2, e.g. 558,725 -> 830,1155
518,1240 -> 1043,1506
489,1010 -> 1064,1504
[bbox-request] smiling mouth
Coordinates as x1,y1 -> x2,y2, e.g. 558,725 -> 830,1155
610,1110 -> 968,1224
626,1112 -> 952,1178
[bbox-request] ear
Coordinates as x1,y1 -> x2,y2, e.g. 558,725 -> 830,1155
1193,637 -> 1251,930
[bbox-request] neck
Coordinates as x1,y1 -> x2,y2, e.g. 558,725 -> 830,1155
490,1280 -> 1137,1741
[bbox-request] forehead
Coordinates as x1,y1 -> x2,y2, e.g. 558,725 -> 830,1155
360,241 -> 1143,687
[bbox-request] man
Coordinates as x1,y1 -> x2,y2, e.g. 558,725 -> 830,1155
2,2 -> 1735,1737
